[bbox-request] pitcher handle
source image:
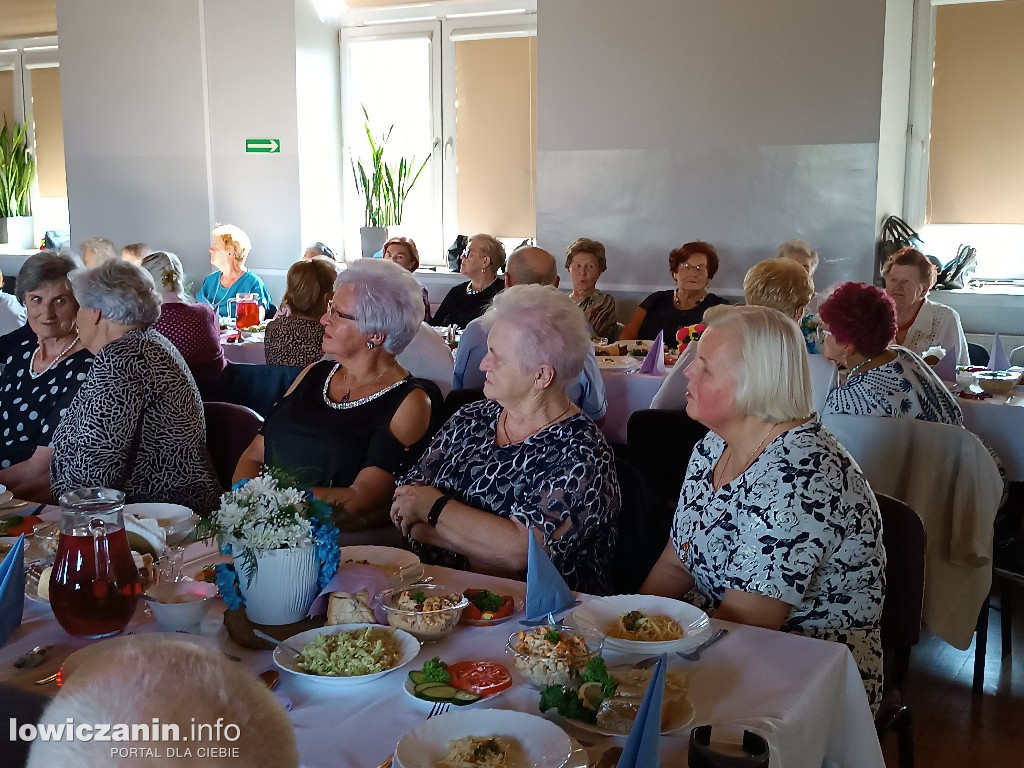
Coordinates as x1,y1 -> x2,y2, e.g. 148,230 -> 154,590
90,517 -> 111,582
226,296 -> 238,319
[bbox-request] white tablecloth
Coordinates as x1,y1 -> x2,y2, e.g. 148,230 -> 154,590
221,339 -> 267,365
598,369 -> 667,445
960,386 -> 1024,482
2,532 -> 882,768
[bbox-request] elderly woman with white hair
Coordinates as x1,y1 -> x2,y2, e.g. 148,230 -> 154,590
392,284 -> 620,593
50,260 -> 222,514
143,250 -> 226,397
233,259 -> 434,531
26,637 -> 298,768
640,305 -> 885,713
196,223 -> 272,316
429,233 -> 506,330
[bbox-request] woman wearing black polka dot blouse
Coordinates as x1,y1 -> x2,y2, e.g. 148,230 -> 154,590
0,251 -> 93,502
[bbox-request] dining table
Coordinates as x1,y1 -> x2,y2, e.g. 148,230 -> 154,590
2,508 -> 883,768
958,385 -> 1024,482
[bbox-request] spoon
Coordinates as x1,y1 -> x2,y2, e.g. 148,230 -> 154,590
253,629 -> 304,657
678,628 -> 728,661
259,669 -> 280,691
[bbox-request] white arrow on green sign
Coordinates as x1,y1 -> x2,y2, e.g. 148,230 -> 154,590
246,138 -> 280,153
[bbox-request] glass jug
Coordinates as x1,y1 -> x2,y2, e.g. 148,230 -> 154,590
228,293 -> 261,329
49,488 -> 141,638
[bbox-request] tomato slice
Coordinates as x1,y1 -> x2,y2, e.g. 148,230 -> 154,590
447,661 -> 512,696
0,515 -> 41,537
462,590 -> 515,622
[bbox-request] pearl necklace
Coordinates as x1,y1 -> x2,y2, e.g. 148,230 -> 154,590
673,289 -> 706,310
30,333 -> 81,379
466,277 -> 496,296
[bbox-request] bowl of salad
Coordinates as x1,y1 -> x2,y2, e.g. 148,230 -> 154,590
459,588 -> 517,626
378,584 -> 469,641
505,626 -> 599,689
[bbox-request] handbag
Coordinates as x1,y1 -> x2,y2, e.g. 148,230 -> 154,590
876,215 -> 924,284
934,244 -> 977,290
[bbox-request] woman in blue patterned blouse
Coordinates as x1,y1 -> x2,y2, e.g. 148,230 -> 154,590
819,282 -> 962,425
641,305 -> 885,712
391,284 -> 620,594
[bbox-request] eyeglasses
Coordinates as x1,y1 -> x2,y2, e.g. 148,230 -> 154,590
326,300 -> 357,323
815,326 -> 833,344
678,263 -> 707,273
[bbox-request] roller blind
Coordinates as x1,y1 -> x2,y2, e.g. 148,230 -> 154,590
928,0 -> 1024,224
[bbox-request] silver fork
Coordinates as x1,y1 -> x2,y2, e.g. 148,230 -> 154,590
428,701 -> 451,719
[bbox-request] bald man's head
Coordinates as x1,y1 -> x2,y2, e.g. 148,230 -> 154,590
505,246 -> 559,287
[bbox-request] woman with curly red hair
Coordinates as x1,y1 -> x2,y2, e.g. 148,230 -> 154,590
621,241 -> 729,342
819,282 -> 961,424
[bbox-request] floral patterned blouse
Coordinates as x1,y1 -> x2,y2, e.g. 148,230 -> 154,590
399,399 -> 620,594
672,417 -> 885,712
823,346 -> 963,425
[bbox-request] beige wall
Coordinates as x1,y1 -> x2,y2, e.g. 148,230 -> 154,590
455,36 -> 536,237
31,66 -> 65,197
929,0 -> 1024,224
0,0 -> 57,39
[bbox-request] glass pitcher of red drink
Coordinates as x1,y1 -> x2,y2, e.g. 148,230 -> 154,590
227,293 -> 261,329
50,488 -> 141,638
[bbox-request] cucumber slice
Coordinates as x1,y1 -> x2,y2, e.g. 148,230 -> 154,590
414,681 -> 450,695
452,690 -> 482,704
418,685 -> 459,702
408,670 -> 427,685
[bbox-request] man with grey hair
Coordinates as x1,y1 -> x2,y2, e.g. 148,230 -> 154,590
79,237 -> 118,268
453,246 -> 608,421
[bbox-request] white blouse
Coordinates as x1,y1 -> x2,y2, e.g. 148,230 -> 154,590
903,298 -> 969,366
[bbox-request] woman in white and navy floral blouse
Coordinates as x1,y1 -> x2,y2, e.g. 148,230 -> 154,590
641,305 -> 885,713
392,285 -> 620,594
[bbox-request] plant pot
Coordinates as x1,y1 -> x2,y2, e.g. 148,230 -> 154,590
232,542 -> 320,625
0,216 -> 34,248
360,226 -> 388,259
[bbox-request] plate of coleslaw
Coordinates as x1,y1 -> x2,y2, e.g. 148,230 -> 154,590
273,623 -> 420,686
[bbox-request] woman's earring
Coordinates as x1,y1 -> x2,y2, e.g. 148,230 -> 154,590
366,341 -> 375,350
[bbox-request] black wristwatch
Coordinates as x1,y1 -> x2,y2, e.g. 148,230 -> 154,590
427,494 -> 451,527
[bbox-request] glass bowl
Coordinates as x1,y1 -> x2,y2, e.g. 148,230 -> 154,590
974,370 -> 1018,395
378,584 -> 469,642
505,625 -> 600,689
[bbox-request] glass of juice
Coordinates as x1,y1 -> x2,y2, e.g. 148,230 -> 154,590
50,488 -> 141,638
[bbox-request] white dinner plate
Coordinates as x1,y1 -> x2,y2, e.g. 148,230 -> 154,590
123,503 -> 199,547
273,623 -> 420,686
597,357 -> 641,372
617,339 -> 654,352
568,594 -> 710,654
548,693 -> 695,737
395,709 -> 572,768
342,545 -> 423,588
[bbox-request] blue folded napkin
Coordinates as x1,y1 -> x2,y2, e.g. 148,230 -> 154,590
0,534 -> 26,646
617,653 -> 667,768
524,531 -> 577,622
638,331 -> 666,375
991,333 -> 1011,371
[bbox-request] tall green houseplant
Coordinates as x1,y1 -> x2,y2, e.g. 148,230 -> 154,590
350,105 -> 433,229
0,117 -> 35,219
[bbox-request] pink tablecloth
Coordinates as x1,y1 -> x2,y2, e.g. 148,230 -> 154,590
598,369 -> 668,445
221,339 -> 267,365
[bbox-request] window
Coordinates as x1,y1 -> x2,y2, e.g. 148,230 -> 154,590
339,3 -> 536,267
907,0 -> 1024,280
0,38 -> 68,245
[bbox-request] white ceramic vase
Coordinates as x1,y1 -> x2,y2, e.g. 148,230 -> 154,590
232,542 -> 319,625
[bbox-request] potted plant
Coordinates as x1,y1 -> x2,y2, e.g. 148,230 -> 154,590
0,117 -> 36,248
199,469 -> 340,625
350,105 -> 434,259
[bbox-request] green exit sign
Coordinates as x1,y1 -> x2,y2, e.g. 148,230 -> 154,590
245,138 -> 280,153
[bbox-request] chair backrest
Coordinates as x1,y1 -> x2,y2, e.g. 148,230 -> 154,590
398,322 -> 455,398
1010,344 -> 1024,367
875,493 -> 925,650
442,387 -> 486,424
411,377 -> 446,439
626,409 -> 708,512
807,353 -> 838,414
610,451 -> 675,594
221,362 -> 303,418
967,342 -> 990,367
822,412 -> 1001,648
203,401 -> 264,489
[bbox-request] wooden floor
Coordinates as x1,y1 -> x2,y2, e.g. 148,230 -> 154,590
882,594 -> 1024,767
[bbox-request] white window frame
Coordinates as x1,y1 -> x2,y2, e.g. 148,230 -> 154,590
337,1 -> 537,268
